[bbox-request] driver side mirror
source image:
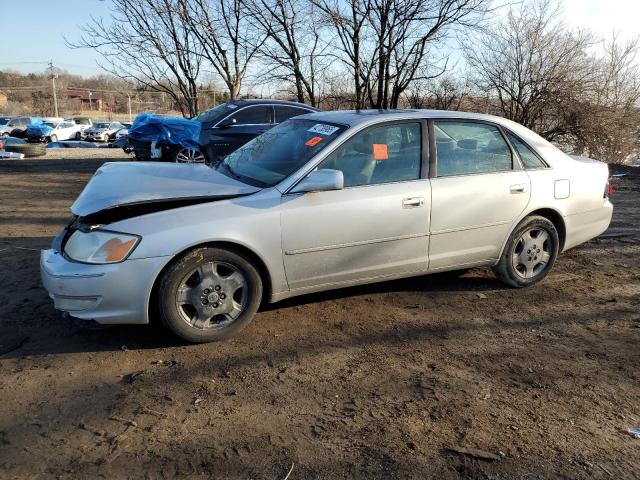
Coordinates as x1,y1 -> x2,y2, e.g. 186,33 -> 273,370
291,169 -> 344,194
218,117 -> 237,128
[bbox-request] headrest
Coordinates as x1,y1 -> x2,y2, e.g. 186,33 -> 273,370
457,138 -> 477,150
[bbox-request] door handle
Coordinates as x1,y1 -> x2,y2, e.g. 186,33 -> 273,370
402,197 -> 425,208
510,184 -> 527,194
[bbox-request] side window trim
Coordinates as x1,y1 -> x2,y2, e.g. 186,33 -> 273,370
214,104 -> 278,127
274,106 -> 316,124
430,118 -> 519,178
503,129 -> 549,170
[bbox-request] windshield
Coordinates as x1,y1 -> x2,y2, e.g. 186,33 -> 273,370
43,122 -> 57,128
195,103 -> 239,123
95,123 -> 110,129
218,118 -> 347,187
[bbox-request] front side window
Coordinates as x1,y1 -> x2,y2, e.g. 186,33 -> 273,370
435,121 -> 512,177
275,106 -> 312,123
506,132 -> 547,169
319,122 -> 421,187
227,105 -> 270,125
220,118 -> 347,187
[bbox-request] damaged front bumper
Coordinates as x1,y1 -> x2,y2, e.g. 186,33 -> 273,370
40,244 -> 169,325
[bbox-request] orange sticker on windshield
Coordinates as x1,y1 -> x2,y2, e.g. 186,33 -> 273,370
373,143 -> 388,160
305,136 -> 323,147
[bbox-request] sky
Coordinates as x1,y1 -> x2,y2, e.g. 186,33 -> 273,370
0,0 -> 639,78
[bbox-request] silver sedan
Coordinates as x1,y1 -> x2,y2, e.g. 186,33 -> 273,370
41,110 -> 613,342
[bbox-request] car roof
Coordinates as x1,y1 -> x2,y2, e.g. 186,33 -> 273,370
296,109 -> 520,126
231,98 -> 319,110
296,109 -> 555,152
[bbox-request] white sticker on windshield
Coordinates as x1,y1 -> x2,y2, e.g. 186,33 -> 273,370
308,124 -> 340,136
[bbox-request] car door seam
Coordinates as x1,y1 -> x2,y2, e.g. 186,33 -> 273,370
284,232 -> 429,255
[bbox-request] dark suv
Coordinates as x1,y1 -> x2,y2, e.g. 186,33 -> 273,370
129,99 -> 319,163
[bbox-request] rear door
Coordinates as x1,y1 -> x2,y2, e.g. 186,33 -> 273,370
274,105 -> 315,125
280,121 -> 431,290
428,120 -> 531,270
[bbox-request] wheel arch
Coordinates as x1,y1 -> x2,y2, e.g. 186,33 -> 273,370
527,207 -> 566,251
147,240 -> 273,324
496,207 -> 567,264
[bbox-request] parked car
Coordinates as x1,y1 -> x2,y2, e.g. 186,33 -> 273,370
128,99 -> 319,163
0,116 -> 43,137
70,117 -> 93,139
26,120 -> 82,143
40,110 -> 613,343
0,116 -> 12,127
84,121 -> 125,142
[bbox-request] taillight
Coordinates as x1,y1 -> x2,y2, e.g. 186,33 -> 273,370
604,181 -> 614,198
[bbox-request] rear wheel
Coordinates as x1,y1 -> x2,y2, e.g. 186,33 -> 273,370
493,216 -> 559,287
174,148 -> 205,163
157,247 -> 262,343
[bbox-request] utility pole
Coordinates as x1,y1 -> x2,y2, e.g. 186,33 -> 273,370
48,61 -> 59,117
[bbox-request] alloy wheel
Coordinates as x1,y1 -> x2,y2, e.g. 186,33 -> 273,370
175,148 -> 205,163
175,261 -> 248,330
512,227 -> 552,279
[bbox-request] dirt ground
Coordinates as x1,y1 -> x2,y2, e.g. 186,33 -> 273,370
0,150 -> 638,479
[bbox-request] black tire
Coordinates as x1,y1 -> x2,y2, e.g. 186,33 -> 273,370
157,247 -> 263,343
75,132 -> 82,140
0,132 -> 8,137
5,144 -> 47,158
492,215 -> 559,288
48,134 -> 57,143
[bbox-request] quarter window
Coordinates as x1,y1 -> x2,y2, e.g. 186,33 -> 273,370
227,106 -> 271,125
506,132 -> 547,169
275,106 -> 312,123
319,122 -> 421,187
434,121 -> 512,177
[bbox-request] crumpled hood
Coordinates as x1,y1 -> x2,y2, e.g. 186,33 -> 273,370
71,161 -> 260,217
27,124 -> 53,136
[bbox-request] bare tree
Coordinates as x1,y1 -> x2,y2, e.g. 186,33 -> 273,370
182,0 -> 264,100
312,0 -> 372,109
574,35 -> 640,162
246,0 -> 325,106
69,0 -> 204,117
406,74 -> 469,109
314,0 -> 489,109
464,0 -> 594,138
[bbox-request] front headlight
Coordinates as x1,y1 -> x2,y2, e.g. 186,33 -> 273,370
64,230 -> 140,264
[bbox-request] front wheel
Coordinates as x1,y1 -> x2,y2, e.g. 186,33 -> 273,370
157,247 -> 263,343
492,216 -> 559,287
48,134 -> 58,143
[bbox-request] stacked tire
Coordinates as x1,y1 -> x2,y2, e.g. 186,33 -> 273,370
4,144 -> 47,158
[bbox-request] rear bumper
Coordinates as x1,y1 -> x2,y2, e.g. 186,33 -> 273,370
563,200 -> 613,251
40,248 -> 170,324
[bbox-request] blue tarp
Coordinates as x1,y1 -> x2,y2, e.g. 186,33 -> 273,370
127,113 -> 201,150
26,123 -> 53,137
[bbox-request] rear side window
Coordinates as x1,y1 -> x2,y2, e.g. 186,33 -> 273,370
434,121 -> 512,177
275,106 -> 312,123
228,106 -> 270,125
507,132 -> 547,169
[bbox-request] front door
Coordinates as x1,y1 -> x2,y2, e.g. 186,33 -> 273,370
428,120 -> 531,270
280,121 -> 431,291
203,105 -> 273,160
